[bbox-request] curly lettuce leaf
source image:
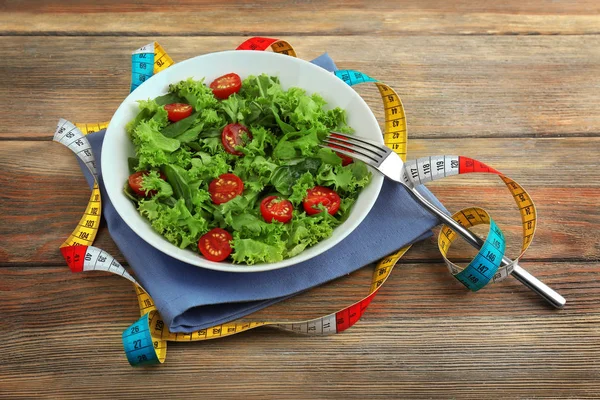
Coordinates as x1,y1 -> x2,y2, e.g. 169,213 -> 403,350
270,158 -> 321,196
187,152 -> 230,182
140,170 -> 173,198
126,99 -> 169,138
131,118 -> 181,169
316,161 -> 371,197
288,172 -> 315,205
138,197 -> 208,250
285,211 -> 341,258
230,238 -> 286,265
169,78 -> 218,111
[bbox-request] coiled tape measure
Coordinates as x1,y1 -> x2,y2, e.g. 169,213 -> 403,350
54,38 -> 536,366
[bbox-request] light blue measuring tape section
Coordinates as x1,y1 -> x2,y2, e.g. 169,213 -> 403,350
334,69 -> 378,86
130,43 -> 155,92
122,313 -> 161,366
451,212 -> 505,291
130,42 -> 174,92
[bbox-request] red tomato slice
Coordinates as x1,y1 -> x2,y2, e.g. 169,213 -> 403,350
209,73 -> 242,99
336,152 -> 354,166
222,123 -> 252,156
164,103 -> 193,122
209,173 -> 244,204
260,196 -> 294,223
303,186 -> 341,216
198,228 -> 233,262
128,171 -> 166,197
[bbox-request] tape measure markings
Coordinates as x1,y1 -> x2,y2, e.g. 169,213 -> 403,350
236,37 -> 297,57
131,42 -> 175,92
334,70 -> 407,160
75,122 -> 109,135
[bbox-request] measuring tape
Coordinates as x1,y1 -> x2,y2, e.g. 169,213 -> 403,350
54,37 -> 537,366
131,41 -> 174,92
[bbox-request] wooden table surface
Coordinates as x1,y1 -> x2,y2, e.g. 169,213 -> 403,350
1,1 -> 599,398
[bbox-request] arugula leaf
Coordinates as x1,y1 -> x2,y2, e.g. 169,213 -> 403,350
123,182 -> 139,205
271,105 -> 296,134
270,158 -> 321,195
154,92 -> 186,106
161,111 -> 199,138
175,123 -> 205,143
163,164 -> 193,211
128,157 -> 139,173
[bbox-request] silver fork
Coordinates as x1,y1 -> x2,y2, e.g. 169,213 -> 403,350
322,131 -> 566,309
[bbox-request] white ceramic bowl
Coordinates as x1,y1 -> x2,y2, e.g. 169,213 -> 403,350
103,50 -> 383,272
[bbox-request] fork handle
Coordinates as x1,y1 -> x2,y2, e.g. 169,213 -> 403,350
406,186 -> 566,309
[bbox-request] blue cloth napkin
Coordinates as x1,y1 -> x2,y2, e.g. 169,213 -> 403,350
76,53 -> 445,333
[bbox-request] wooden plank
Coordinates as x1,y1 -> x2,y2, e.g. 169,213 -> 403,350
0,261 -> 598,398
1,36 -> 599,140
1,138 -> 598,264
1,0 -> 599,35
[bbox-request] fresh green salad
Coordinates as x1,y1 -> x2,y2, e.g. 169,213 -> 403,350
124,72 -> 371,264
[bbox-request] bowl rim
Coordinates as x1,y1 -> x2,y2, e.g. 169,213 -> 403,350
102,50 -> 384,272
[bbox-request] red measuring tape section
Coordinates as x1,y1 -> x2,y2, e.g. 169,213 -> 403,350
236,37 -> 297,57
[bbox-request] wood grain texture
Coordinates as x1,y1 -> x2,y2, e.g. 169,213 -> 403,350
0,262 -> 598,398
2,1 -> 599,397
1,36 -> 600,139
1,138 -> 597,265
1,0 -> 600,36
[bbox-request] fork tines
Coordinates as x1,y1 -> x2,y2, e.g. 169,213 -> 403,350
320,131 -> 391,166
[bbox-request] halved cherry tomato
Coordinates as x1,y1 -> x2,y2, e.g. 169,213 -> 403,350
209,173 -> 244,204
222,123 -> 252,156
302,186 -> 341,216
209,73 -> 242,99
164,103 -> 193,122
198,228 -> 233,262
260,196 -> 293,223
336,152 -> 354,166
128,171 -> 166,197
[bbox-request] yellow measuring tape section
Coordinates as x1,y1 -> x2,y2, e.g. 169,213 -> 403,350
376,83 -> 407,161
152,42 -> 174,74
74,122 -> 109,135
54,120 -> 101,250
